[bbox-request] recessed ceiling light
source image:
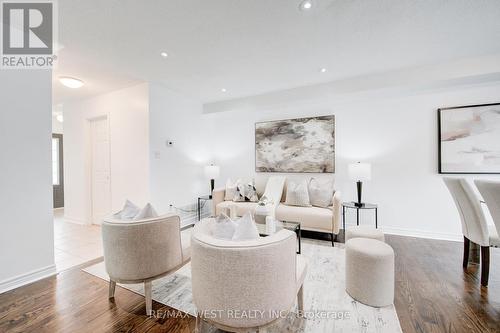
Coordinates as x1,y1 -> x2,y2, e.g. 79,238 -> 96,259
59,76 -> 84,89
221,88 -> 227,93
320,68 -> 327,73
299,0 -> 313,11
160,51 -> 168,58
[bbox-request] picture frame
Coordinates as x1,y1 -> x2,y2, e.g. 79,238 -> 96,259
438,103 -> 500,174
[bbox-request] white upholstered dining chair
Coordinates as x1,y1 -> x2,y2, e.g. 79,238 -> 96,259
190,218 -> 307,332
443,178 -> 497,286
102,214 -> 191,315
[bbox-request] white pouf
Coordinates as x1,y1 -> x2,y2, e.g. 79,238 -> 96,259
345,238 -> 394,307
345,226 -> 385,242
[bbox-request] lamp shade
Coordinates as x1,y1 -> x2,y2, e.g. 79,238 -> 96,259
348,162 -> 371,181
204,164 -> 220,179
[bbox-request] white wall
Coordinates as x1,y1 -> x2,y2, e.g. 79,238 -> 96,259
149,83 -> 212,213
0,70 -> 55,292
63,83 -> 150,224
148,80 -> 500,241
52,116 -> 63,134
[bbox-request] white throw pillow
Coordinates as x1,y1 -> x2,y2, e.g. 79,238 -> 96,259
213,213 -> 238,240
232,212 -> 260,241
308,178 -> 335,208
285,179 -> 311,207
133,203 -> 158,220
117,200 -> 141,220
224,179 -> 240,201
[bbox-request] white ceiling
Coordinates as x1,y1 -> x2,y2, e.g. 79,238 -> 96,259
53,0 -> 500,104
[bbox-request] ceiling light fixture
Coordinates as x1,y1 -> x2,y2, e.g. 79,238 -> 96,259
299,0 -> 313,11
221,88 -> 227,93
160,51 -> 168,58
59,76 -> 84,89
320,68 -> 327,73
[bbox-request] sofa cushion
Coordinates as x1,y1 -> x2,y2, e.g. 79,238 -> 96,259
284,179 -> 311,207
275,203 -> 332,232
308,178 -> 335,208
224,178 -> 240,201
216,201 -> 258,217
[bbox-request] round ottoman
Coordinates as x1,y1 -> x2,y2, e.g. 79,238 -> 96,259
345,238 -> 394,307
345,226 -> 385,242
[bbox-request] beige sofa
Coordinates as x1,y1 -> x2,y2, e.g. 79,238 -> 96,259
212,175 -> 341,245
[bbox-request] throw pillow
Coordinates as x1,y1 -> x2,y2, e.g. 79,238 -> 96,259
233,181 -> 259,202
224,179 -> 240,201
213,213 -> 238,240
133,203 -> 159,220
116,200 -> 141,220
285,179 -> 311,207
308,178 -> 335,208
232,212 -> 260,241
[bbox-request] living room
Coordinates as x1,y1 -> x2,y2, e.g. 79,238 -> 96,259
1,1 -> 500,332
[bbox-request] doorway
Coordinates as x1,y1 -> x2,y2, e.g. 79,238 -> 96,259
52,134 -> 64,208
89,116 -> 111,225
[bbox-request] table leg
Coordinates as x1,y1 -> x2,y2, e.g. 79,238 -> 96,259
375,208 -> 378,228
342,205 -> 346,231
197,198 -> 201,221
356,208 -> 359,226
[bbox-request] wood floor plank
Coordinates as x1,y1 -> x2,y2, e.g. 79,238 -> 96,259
0,234 -> 499,332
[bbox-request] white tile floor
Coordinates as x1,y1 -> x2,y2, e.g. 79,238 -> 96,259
54,209 -> 103,272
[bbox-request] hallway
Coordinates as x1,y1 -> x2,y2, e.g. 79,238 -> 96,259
53,209 -> 102,271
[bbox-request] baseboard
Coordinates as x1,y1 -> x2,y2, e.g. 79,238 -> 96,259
343,223 -> 462,242
0,264 -> 57,294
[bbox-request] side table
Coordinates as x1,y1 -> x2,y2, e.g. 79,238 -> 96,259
342,202 -> 378,230
197,195 -> 212,221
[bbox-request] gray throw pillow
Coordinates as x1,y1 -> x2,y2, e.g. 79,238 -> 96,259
285,179 -> 311,207
308,178 -> 335,208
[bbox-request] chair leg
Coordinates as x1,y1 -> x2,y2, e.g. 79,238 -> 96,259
145,281 -> 152,315
331,233 -> 335,247
463,236 -> 470,269
109,280 -> 116,299
481,246 -> 490,287
297,285 -> 304,312
195,313 -> 202,333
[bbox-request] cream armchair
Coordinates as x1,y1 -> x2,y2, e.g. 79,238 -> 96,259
191,218 -> 307,332
102,214 -> 191,315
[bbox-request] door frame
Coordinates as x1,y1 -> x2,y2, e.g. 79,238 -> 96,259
85,114 -> 112,225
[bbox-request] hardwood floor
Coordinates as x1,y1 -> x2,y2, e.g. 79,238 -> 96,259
0,235 -> 499,333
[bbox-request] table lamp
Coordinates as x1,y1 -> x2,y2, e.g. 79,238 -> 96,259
348,162 -> 371,207
204,164 -> 220,199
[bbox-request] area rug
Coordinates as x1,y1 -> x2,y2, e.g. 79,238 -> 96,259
83,238 -> 402,332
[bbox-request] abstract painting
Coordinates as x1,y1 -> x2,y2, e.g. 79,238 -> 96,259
255,115 -> 335,173
438,103 -> 500,174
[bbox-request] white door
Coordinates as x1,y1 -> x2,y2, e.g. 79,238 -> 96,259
90,117 -> 111,225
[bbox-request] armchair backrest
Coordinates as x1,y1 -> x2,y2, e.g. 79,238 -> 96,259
102,214 -> 183,282
475,180 -> 500,239
191,219 -> 297,329
443,178 -> 489,246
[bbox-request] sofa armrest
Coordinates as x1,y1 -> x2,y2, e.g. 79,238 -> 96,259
212,188 -> 225,216
331,191 -> 342,234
